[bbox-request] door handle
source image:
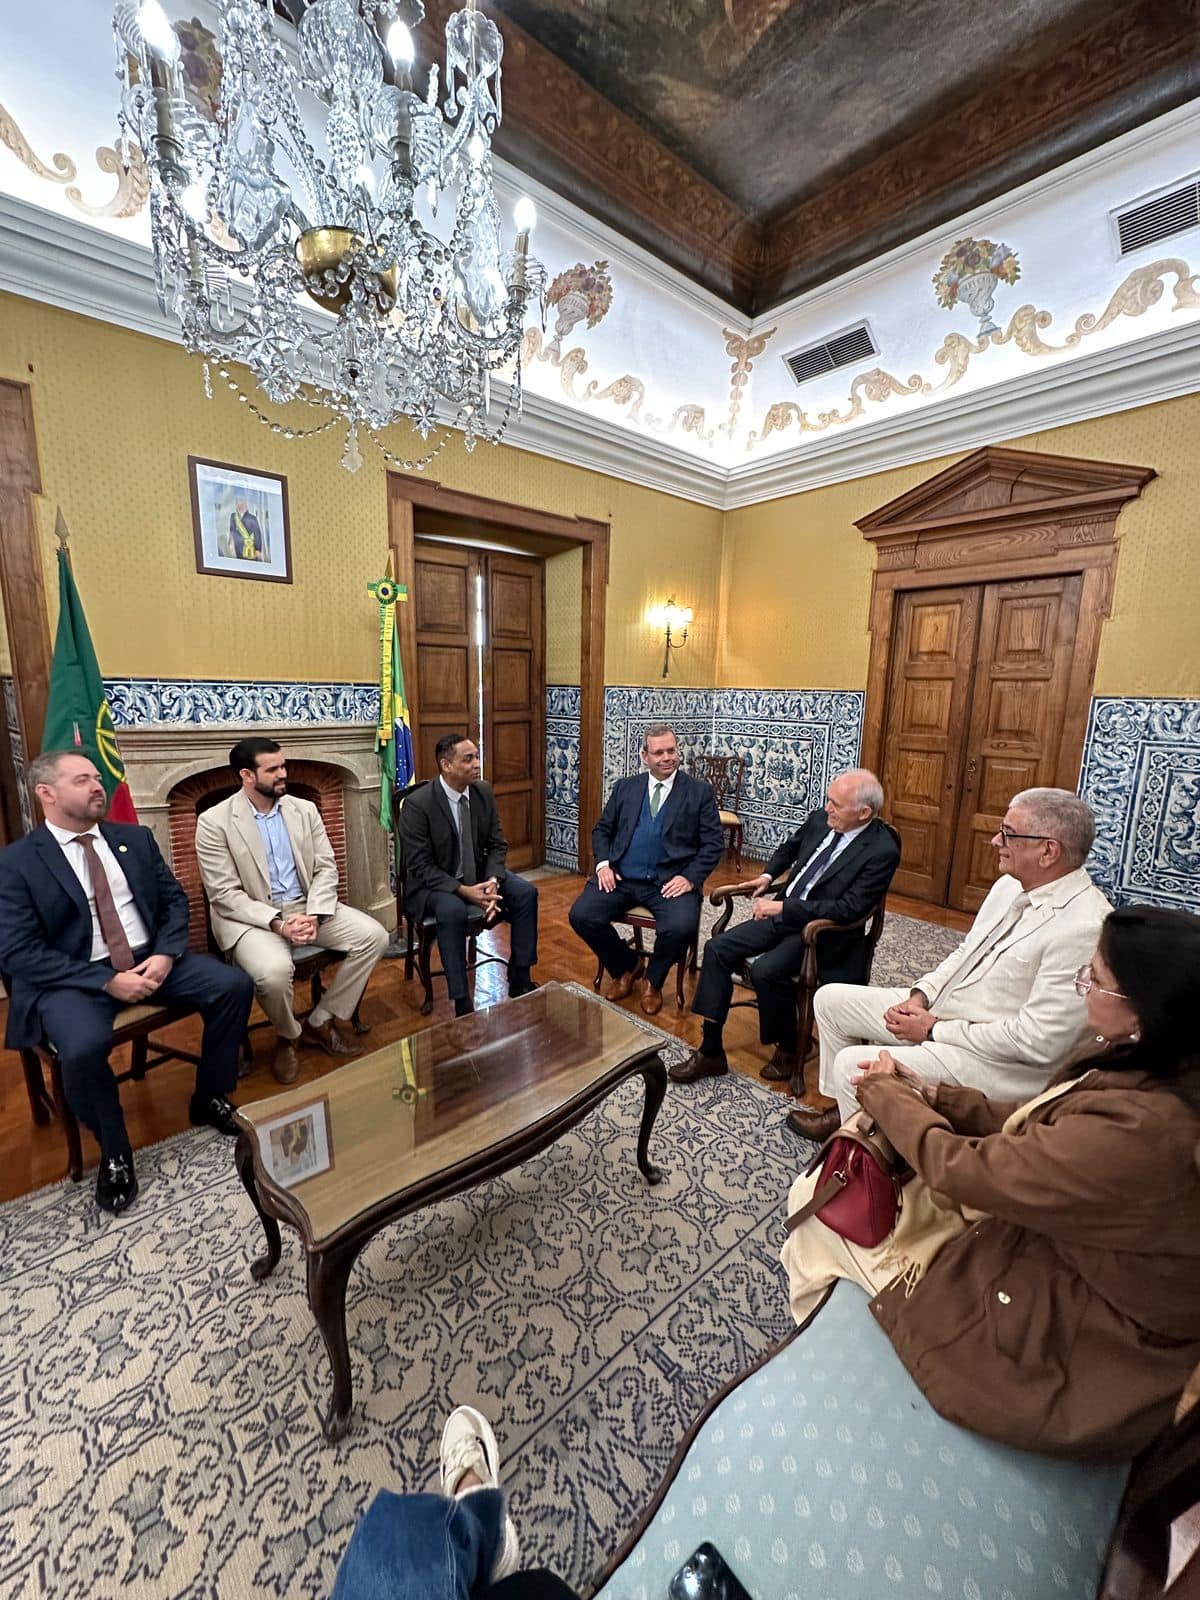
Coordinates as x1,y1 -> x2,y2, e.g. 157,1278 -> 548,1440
965,757 -> 978,785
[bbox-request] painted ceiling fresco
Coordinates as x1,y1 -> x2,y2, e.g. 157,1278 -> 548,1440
491,0 -> 1129,218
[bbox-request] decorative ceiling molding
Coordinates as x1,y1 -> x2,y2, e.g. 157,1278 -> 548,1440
758,0 -> 1200,307
722,317 -> 1200,508
1,193 -> 1197,514
415,0 -> 762,311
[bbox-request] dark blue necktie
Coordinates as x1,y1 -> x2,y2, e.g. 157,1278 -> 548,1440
787,833 -> 838,901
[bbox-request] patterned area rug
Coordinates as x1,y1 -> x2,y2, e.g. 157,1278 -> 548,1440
694,900 -> 964,985
0,989 -> 814,1600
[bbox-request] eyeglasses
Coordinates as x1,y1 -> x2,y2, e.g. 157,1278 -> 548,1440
997,825 -> 1058,845
1074,963 -> 1128,1000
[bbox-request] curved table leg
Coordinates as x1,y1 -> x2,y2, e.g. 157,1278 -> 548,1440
637,1056 -> 668,1185
235,1131 -> 281,1282
309,1242 -> 360,1441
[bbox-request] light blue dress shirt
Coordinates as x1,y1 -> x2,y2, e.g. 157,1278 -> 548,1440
249,797 -> 303,905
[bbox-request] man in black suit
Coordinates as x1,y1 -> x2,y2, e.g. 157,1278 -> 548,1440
568,724 -> 724,1016
398,733 -> 539,1015
672,768 -> 900,1083
0,751 -> 254,1214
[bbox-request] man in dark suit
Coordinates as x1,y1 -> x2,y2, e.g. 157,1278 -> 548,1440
671,768 -> 900,1083
0,751 -> 254,1215
568,724 -> 724,1016
398,733 -> 538,1015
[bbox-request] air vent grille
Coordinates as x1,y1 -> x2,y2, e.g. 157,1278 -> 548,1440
1115,180 -> 1200,254
783,322 -> 877,386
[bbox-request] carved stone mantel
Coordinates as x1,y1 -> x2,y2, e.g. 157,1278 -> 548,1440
117,722 -> 394,930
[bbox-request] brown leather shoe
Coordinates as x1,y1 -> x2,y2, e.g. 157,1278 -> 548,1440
300,1017 -> 364,1058
760,1048 -> 798,1083
668,1048 -> 729,1083
272,1039 -> 301,1085
641,983 -> 664,1017
606,961 -> 644,1002
785,1104 -> 840,1142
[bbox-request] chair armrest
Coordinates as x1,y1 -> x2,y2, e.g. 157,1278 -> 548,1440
709,878 -> 786,938
801,910 -> 874,946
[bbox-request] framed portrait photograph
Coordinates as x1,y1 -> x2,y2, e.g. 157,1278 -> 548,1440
188,455 -> 292,583
256,1095 -> 334,1189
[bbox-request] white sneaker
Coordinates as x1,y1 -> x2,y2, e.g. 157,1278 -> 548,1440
438,1405 -> 521,1580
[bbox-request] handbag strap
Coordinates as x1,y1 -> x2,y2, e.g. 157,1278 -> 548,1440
784,1170 -> 849,1234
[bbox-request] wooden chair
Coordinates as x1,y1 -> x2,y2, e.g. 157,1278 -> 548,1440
19,1002 -> 204,1182
591,905 -> 700,1013
394,781 -> 507,1016
690,753 -> 746,872
705,822 -> 900,1096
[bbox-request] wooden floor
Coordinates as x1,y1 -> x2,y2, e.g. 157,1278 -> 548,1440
0,860 -> 971,1204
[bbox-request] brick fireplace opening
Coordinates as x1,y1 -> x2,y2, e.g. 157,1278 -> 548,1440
168,761 -> 349,953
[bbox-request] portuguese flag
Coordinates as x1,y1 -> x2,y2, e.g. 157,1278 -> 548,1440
42,548 -> 137,823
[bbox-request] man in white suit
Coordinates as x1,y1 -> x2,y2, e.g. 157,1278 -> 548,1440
788,787 -> 1112,1141
196,738 -> 388,1084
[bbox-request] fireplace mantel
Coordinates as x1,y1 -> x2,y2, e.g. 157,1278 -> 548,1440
118,723 -> 394,930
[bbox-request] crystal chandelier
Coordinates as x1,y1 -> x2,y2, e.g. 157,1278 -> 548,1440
114,0 -> 544,469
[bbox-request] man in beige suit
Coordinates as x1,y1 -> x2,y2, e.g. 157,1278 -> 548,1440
196,738 -> 388,1084
788,787 -> 1112,1141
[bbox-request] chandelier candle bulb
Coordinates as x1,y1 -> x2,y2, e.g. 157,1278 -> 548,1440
136,0 -> 180,61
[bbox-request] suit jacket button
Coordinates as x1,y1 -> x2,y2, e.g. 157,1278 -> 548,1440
996,1290 -> 1011,1305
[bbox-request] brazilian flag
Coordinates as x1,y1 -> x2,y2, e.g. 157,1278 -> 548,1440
371,577 -> 415,830
42,548 -> 138,822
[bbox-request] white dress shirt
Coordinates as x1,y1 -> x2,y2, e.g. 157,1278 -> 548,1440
784,821 -> 870,896
598,768 -> 678,873
46,821 -> 151,961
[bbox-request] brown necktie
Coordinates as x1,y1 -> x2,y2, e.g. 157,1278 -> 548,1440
77,834 -> 135,971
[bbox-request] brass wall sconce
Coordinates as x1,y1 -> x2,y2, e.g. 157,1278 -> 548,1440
648,597 -> 694,678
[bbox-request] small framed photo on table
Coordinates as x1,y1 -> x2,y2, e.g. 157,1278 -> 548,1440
188,456 -> 292,583
257,1095 -> 334,1189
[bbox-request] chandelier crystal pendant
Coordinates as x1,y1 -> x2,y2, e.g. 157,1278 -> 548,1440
114,0 -> 545,468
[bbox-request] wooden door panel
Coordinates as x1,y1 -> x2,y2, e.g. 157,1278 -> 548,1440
948,574 -> 1082,911
484,552 -> 544,871
491,648 -> 531,711
414,561 -> 471,633
491,721 -> 531,782
416,645 -> 470,715
495,789 -> 532,853
490,570 -> 534,637
881,586 -> 982,903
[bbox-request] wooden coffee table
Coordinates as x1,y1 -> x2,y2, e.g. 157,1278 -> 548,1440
233,983 -> 668,1440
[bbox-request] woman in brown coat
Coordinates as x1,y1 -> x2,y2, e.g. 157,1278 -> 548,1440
852,905 -> 1200,1461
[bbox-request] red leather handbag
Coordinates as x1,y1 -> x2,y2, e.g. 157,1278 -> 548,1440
784,1119 -> 906,1249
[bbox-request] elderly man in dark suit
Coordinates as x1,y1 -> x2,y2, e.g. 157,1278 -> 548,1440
0,751 -> 254,1215
672,768 -> 900,1083
398,732 -> 539,1015
568,723 -> 724,1016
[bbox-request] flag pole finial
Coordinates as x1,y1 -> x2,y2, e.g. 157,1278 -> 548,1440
55,508 -> 71,555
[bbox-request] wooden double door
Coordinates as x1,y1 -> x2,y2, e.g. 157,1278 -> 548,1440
410,540 -> 545,870
882,573 -> 1082,912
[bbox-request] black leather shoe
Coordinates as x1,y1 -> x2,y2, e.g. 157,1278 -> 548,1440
785,1105 -> 840,1143
669,1048 -> 729,1084
760,1048 -> 799,1083
189,1092 -> 240,1136
96,1152 -> 139,1215
509,973 -> 540,999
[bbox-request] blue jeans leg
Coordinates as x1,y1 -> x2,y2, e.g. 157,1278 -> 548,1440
331,1489 -> 505,1600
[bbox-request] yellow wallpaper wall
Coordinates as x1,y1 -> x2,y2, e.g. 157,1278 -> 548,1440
545,545 -> 582,682
0,294 -> 723,687
719,393 -> 1200,697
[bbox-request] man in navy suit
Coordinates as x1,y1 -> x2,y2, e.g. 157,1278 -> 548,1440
0,751 -> 254,1215
569,724 -> 724,1015
672,769 -> 900,1084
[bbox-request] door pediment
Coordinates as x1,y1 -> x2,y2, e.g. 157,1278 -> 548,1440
856,446 -> 1156,548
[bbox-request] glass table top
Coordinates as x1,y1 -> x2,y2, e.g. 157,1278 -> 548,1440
235,983 -> 663,1244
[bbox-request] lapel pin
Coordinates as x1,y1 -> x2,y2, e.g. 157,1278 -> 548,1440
118,845 -> 128,853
